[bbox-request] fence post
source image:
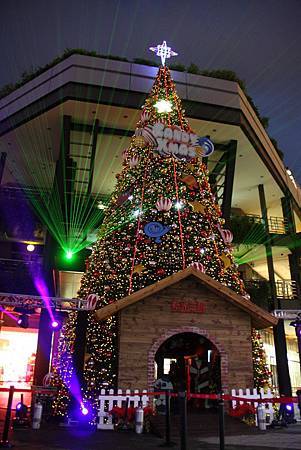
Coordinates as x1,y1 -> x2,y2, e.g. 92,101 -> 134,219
0,385 -> 14,448
179,391 -> 187,450
218,392 -> 225,450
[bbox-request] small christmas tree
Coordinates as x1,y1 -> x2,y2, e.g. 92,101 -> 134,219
53,42 -> 248,415
252,329 -> 272,389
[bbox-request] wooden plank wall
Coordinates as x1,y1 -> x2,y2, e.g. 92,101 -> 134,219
118,276 -> 254,392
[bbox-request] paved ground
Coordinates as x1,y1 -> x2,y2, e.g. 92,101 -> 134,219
2,423 -> 300,450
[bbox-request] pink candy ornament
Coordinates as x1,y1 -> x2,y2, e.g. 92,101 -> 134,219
217,224 -> 233,244
191,262 -> 205,272
155,197 -> 172,212
129,156 -> 140,167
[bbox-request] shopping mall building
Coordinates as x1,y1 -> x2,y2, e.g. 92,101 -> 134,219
0,53 -> 300,404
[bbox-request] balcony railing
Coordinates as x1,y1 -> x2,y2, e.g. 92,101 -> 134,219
245,279 -> 299,310
268,216 -> 288,234
275,280 -> 298,299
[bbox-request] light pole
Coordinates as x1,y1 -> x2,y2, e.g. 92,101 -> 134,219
289,313 -> 301,375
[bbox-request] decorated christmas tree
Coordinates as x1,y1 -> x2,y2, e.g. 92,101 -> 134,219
54,42 -> 248,415
252,330 -> 272,389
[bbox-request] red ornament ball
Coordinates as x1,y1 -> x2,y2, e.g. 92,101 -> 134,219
156,268 -> 166,276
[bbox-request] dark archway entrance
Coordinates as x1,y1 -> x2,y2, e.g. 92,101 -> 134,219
155,332 -> 221,397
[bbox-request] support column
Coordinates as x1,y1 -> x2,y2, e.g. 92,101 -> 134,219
259,184 -> 292,396
72,311 -> 88,387
0,152 -> 7,184
33,308 -> 53,386
281,194 -> 301,297
222,140 -> 237,228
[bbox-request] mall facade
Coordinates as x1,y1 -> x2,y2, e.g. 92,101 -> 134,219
0,53 -> 300,400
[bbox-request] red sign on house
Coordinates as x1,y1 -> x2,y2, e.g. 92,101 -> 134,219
171,300 -> 205,314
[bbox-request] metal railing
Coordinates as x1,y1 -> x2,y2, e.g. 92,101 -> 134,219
230,214 -> 289,235
275,280 -> 298,299
245,279 -> 299,302
268,216 -> 288,234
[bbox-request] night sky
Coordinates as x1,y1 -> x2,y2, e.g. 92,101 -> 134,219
1,0 -> 300,181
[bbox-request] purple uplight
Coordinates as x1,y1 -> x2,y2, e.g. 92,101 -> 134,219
16,402 -> 22,410
51,319 -> 62,331
34,277 -> 55,322
81,406 -> 89,416
0,306 -> 18,322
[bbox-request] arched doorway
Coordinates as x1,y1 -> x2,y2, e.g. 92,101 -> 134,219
154,332 -> 221,397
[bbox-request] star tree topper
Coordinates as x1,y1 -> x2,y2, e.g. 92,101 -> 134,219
149,40 -> 178,66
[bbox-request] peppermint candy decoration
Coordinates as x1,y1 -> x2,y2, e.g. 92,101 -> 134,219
192,137 -> 214,157
129,156 -> 140,167
86,293 -> 99,310
217,224 -> 233,244
155,197 -> 172,212
142,126 -> 157,146
191,262 -> 205,272
122,148 -> 129,161
140,109 -> 150,124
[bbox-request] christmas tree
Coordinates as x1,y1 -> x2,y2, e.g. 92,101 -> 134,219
54,42 -> 247,415
252,330 -> 272,388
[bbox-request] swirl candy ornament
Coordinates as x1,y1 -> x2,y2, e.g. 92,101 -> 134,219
155,198 -> 172,212
129,156 -> 140,167
217,224 -> 233,244
144,222 -> 170,243
192,137 -> 214,158
142,126 -> 158,147
191,262 -> 205,272
86,293 -> 100,310
140,109 -> 151,124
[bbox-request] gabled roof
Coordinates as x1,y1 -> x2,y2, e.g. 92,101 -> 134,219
94,267 -> 278,329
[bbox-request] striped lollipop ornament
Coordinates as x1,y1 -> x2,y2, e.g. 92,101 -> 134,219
142,125 -> 158,146
140,109 -> 151,124
191,261 -> 205,272
217,224 -> 233,244
155,197 -> 172,212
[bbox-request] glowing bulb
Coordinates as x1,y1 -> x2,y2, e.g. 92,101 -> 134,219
81,407 -> 89,416
97,201 -> 107,210
26,244 -> 35,252
133,209 -> 142,218
154,99 -> 172,113
175,202 -> 183,210
66,250 -> 73,260
128,195 -> 134,201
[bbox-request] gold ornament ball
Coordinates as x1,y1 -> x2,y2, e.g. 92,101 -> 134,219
133,136 -> 146,148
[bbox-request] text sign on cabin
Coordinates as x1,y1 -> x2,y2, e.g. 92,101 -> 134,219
171,300 -> 205,314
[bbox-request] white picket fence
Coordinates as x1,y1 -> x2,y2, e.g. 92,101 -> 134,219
231,388 -> 274,425
97,389 -> 149,430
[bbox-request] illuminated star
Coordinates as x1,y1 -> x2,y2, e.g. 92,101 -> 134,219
154,99 -> 172,114
149,40 -> 178,66
188,201 -> 206,213
133,264 -> 146,274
